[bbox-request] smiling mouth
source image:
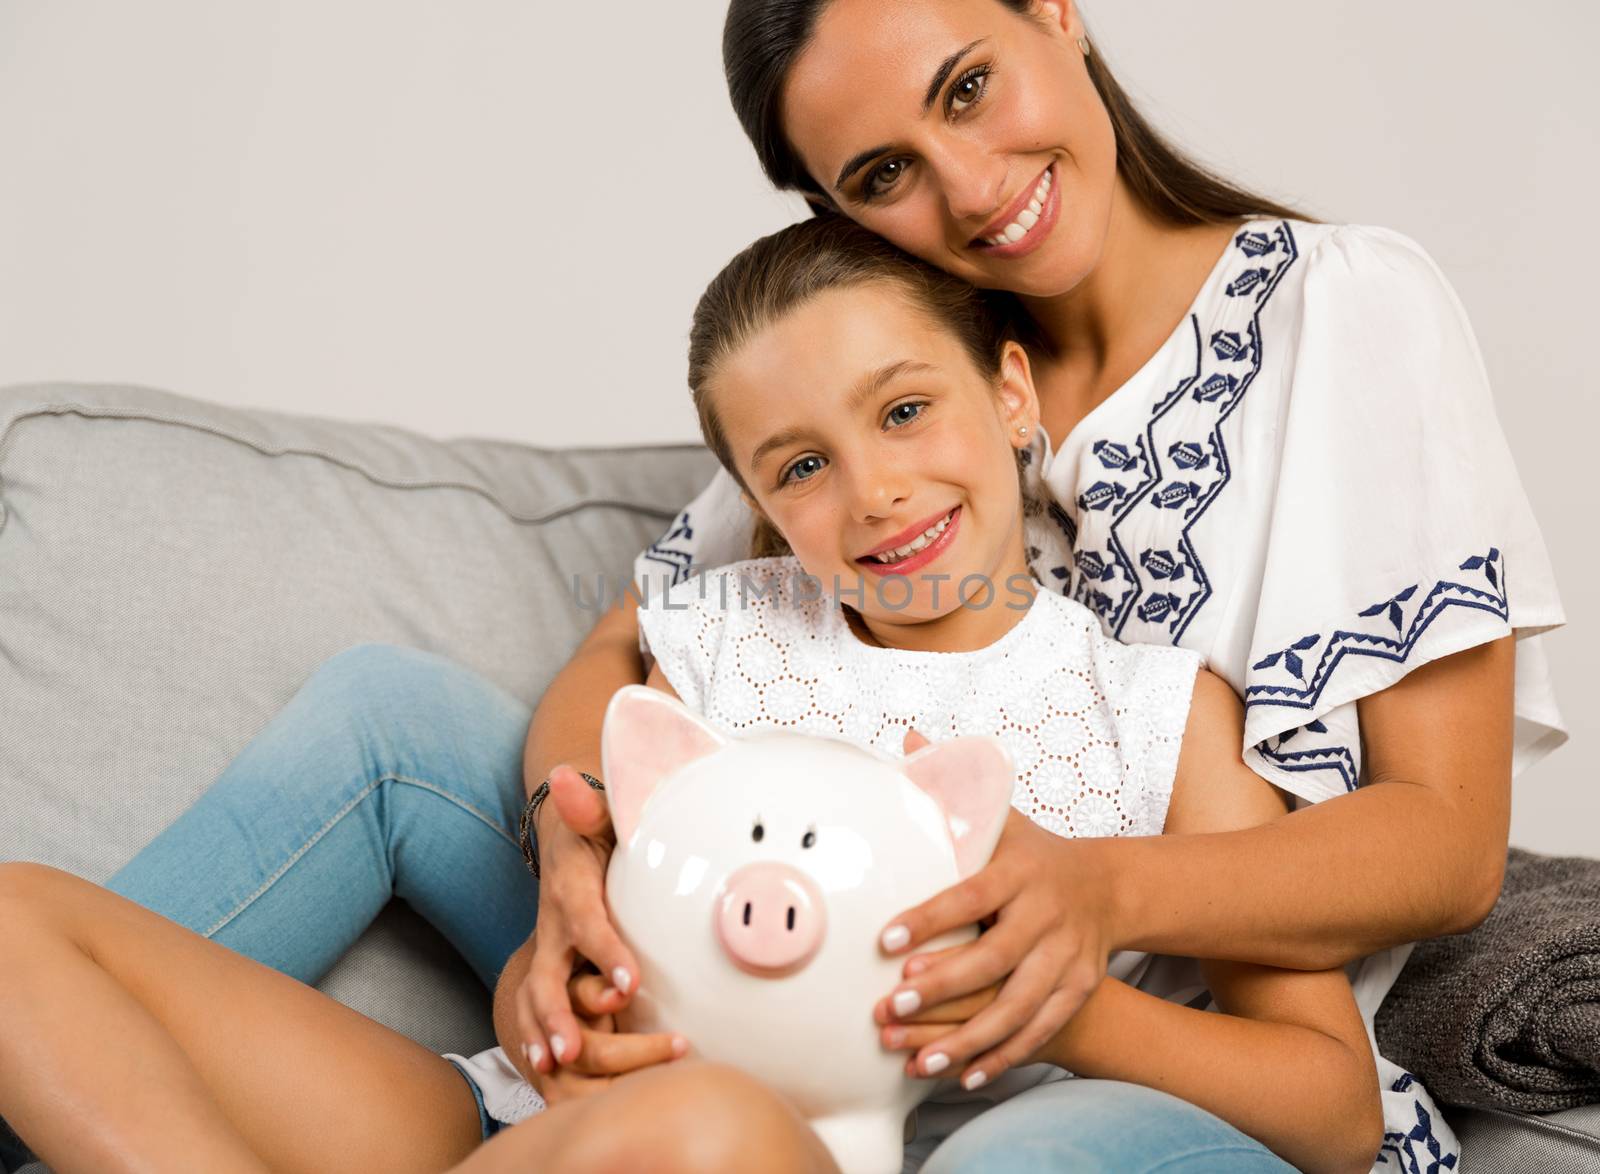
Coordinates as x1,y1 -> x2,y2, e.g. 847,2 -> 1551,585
974,165 -> 1053,248
859,508 -> 956,565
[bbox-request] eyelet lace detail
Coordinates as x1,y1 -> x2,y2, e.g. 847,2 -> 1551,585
639,558 -> 1201,839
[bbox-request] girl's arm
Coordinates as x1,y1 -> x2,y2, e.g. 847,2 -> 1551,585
1041,970 -> 1380,1174
1037,670 -> 1383,1174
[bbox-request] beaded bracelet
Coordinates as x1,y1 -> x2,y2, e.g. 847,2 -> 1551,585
519,771 -> 605,879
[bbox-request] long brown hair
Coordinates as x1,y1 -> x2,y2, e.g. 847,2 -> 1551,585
688,215 -> 1018,559
723,0 -> 1305,226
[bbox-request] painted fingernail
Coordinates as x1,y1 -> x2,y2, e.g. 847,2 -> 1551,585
671,1035 -> 688,1058
613,966 -> 633,994
550,1034 -> 567,1062
923,1052 -> 950,1076
882,925 -> 911,952
892,989 -> 922,1017
963,1070 -> 988,1091
525,1042 -> 545,1069
905,957 -> 928,977
884,1026 -> 907,1048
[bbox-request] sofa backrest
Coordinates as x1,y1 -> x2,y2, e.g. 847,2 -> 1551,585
0,381 -> 717,1051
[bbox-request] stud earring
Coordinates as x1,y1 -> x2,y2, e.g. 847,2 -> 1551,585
1017,425 -> 1029,437
1077,35 -> 1091,57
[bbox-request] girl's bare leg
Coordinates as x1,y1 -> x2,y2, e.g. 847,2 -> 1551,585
449,1061 -> 841,1174
0,863 -> 482,1174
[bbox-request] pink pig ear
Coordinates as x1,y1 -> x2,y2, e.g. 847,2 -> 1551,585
901,735 -> 1014,878
601,685 -> 727,844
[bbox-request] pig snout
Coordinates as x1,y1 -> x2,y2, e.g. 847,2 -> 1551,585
715,863 -> 827,976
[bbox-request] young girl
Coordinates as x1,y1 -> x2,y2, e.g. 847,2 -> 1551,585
466,213 -> 1384,1173
1,217 -> 1378,1174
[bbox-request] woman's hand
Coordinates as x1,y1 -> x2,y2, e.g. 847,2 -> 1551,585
513,765 -> 644,1075
874,802 -> 1118,1091
876,985 -> 1001,1078
514,971 -> 686,1104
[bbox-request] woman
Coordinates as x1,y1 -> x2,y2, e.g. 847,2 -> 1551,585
1,1 -> 1561,1171
514,0 -> 1562,1167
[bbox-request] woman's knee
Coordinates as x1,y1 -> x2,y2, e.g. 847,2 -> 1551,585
922,1079 -> 1293,1173
286,643 -> 529,805
562,1062 -> 834,1173
306,643 -> 477,729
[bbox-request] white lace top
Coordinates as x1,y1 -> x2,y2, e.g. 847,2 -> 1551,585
636,556 -> 1202,842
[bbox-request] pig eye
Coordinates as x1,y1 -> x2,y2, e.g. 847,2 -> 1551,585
751,820 -> 765,843
801,829 -> 817,849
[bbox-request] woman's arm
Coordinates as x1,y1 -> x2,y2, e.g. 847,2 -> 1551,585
891,673 -> 1384,1170
1036,671 -> 1382,1174
495,591 -> 651,1095
521,590 -> 648,801
886,635 -> 1515,1002
1109,636 -> 1515,969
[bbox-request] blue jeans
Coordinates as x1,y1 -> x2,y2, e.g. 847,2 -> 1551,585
108,643 -> 537,988
913,1079 -> 1295,1172
68,645 -> 1292,1172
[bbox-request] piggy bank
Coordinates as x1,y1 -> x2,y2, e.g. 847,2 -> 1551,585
601,684 -> 1014,1174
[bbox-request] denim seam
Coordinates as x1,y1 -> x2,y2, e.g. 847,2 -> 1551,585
201,773 -> 519,939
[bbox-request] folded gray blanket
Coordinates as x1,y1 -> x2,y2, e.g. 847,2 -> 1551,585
1376,847 -> 1600,1113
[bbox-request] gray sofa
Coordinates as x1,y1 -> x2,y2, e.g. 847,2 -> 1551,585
2,381 -> 1595,1172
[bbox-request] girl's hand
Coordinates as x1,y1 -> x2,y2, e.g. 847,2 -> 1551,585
515,765 -> 642,1075
523,971 -> 687,1104
874,807 -> 1116,1090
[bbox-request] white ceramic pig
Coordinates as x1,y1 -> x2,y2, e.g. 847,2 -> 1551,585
601,684 -> 1015,1174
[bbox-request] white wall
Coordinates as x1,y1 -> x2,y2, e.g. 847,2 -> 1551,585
2,2 -> 1594,855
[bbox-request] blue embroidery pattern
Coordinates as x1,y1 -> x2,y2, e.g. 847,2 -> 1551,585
640,509 -> 697,585
1255,720 -> 1359,793
1243,550 -> 1509,793
1036,499 -> 1077,593
1246,549 -> 1509,715
1376,1072 -> 1459,1173
1066,222 -> 1300,643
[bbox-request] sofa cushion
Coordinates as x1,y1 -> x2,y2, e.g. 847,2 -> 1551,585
0,381 -> 717,1057
1452,1103 -> 1600,1172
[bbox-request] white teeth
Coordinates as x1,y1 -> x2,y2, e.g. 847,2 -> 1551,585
983,168 -> 1054,247
869,511 -> 953,564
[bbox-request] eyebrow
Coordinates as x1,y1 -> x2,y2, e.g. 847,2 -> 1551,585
831,38 -> 987,192
748,359 -> 937,471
